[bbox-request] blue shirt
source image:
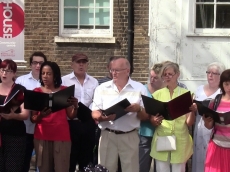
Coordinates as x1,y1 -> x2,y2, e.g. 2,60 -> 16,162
138,84 -> 155,137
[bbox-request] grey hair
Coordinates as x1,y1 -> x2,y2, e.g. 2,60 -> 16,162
207,62 -> 225,74
162,62 -> 180,76
111,57 -> 130,69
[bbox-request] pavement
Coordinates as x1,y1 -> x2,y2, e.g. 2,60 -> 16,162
29,156 -> 191,172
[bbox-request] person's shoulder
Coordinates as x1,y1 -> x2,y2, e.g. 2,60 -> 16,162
33,87 -> 42,92
61,73 -> 72,80
99,80 -> 111,87
15,73 -> 31,82
194,85 -> 205,94
129,79 -> 145,88
14,83 -> 26,91
87,74 -> 98,82
60,85 -> 67,89
178,82 -> 187,89
154,87 -> 166,93
197,85 -> 204,90
179,87 -> 190,93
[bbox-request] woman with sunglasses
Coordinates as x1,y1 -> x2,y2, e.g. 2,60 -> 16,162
0,59 -> 29,172
149,62 -> 196,172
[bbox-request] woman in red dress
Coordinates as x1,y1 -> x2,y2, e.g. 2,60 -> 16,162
31,61 -> 78,172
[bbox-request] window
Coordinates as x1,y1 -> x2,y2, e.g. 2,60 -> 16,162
57,0 -> 114,42
188,0 -> 230,36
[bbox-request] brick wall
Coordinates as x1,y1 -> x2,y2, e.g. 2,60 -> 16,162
20,0 -> 149,83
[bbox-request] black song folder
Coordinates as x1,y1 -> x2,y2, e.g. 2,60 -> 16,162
77,102 -> 92,122
24,85 -> 75,112
142,91 -> 193,120
102,98 -> 131,121
0,89 -> 24,114
194,100 -> 223,124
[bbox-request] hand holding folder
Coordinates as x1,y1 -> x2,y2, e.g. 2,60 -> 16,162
194,100 -> 227,124
0,89 -> 24,114
102,98 -> 131,121
24,85 -> 75,112
77,102 -> 92,122
142,91 -> 193,120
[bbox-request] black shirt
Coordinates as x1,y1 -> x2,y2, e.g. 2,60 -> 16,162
0,85 -> 26,136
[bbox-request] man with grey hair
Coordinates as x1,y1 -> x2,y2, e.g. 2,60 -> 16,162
92,57 -> 149,172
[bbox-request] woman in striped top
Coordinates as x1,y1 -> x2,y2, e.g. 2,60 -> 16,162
203,69 -> 230,172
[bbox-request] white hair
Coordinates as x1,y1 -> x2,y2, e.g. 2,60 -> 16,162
207,62 -> 226,74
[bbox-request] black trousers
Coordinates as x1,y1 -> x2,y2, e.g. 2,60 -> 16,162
68,120 -> 96,172
22,134 -> 34,172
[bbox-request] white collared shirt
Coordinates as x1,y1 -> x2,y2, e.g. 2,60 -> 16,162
15,72 -> 41,134
92,78 -> 148,132
62,72 -> 98,108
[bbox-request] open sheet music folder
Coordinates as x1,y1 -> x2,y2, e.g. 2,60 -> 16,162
24,85 -> 75,112
102,98 -> 131,121
142,91 -> 193,120
193,100 -> 230,124
77,102 -> 92,122
0,89 -> 24,114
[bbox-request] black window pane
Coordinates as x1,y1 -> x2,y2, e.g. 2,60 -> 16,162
196,0 -> 214,2
196,5 -> 214,28
216,5 -> 230,28
95,26 -> 109,29
217,0 -> 230,2
79,25 -> 94,29
64,25 -> 78,28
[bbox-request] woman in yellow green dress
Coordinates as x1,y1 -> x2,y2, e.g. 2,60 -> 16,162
149,62 -> 197,172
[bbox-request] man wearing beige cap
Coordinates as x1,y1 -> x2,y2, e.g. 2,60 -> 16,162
62,53 -> 98,172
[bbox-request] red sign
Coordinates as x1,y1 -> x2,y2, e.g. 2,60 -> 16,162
0,1 -> 24,61
0,2 -> 24,38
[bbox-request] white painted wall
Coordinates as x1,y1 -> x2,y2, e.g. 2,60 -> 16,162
149,0 -> 230,92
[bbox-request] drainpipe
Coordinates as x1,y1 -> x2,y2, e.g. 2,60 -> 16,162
127,0 -> 134,75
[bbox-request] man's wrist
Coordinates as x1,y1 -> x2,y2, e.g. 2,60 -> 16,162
137,106 -> 143,113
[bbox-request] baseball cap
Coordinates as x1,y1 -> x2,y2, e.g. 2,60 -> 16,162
72,53 -> 88,62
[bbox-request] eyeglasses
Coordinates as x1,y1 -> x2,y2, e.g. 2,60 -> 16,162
161,73 -> 176,78
0,69 -> 13,74
31,61 -> 44,66
206,71 -> 220,76
110,68 -> 127,73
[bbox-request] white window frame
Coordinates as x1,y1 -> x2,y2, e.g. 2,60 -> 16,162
187,0 -> 230,37
55,0 -> 115,43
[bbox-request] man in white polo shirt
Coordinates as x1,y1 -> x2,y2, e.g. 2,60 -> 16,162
62,53 -> 98,172
92,57 -> 149,172
15,52 -> 47,172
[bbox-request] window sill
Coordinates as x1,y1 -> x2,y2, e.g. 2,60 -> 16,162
14,60 -> 27,68
54,36 -> 116,43
186,33 -> 230,37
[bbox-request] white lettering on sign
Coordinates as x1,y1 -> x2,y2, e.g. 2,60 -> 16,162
3,2 -> 12,38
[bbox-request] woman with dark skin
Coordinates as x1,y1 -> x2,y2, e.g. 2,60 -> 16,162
31,61 -> 78,172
